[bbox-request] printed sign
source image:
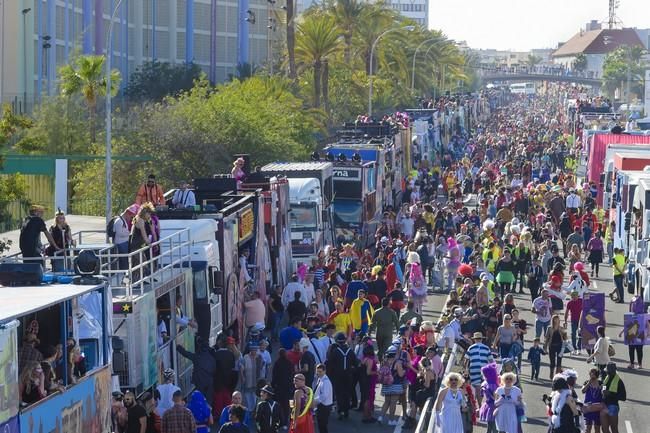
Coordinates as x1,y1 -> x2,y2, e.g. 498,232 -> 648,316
623,313 -> 650,346
238,208 -> 254,243
0,323 -> 18,424
580,292 -> 606,349
333,168 -> 361,180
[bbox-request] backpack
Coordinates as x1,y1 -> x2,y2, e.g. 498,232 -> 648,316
630,295 -> 645,314
107,216 -> 124,241
378,360 -> 394,386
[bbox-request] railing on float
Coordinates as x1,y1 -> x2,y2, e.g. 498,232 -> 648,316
0,227 -> 192,299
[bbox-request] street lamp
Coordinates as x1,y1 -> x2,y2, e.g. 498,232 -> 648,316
106,0 -> 124,230
22,8 -> 31,112
411,37 -> 440,90
368,25 -> 415,118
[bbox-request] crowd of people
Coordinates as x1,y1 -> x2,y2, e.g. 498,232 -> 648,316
15,83 -> 642,433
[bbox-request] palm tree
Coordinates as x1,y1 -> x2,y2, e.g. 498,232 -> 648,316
286,0 -> 297,80
353,5 -> 401,75
59,55 -> 121,142
296,14 -> 341,108
325,0 -> 365,64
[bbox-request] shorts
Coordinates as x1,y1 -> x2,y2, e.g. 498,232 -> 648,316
606,404 -> 619,416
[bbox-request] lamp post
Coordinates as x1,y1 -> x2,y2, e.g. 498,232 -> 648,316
22,7 -> 31,112
368,25 -> 414,117
106,0 -> 124,229
411,37 -> 439,90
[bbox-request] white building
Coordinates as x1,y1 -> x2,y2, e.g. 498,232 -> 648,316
385,0 -> 428,28
551,27 -> 644,78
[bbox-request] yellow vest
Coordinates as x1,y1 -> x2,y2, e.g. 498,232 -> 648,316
613,254 -> 625,276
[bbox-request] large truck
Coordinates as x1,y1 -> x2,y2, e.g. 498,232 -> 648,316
630,179 -> 650,296
158,177 -> 270,342
610,169 -> 650,251
259,162 -> 335,267
602,147 -> 650,208
241,174 -> 293,288
329,159 -> 379,248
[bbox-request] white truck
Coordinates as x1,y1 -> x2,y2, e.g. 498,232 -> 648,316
260,162 -> 335,269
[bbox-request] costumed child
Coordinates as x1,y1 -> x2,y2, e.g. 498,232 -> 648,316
445,237 -> 461,293
479,363 -> 499,433
407,262 -> 427,314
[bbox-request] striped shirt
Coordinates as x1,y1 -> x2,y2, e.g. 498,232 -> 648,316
465,342 -> 493,385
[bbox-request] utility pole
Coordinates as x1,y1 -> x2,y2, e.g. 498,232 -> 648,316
626,46 -> 632,112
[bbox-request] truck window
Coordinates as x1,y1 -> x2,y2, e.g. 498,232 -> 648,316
289,205 -> 318,231
333,200 -> 363,228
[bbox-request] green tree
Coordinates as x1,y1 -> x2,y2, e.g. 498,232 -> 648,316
72,76 -> 322,208
295,14 -> 341,108
59,55 -> 121,142
572,53 -> 587,73
324,0 -> 366,64
601,46 -> 646,100
526,54 -> 542,69
125,61 -> 203,102
0,105 -> 31,230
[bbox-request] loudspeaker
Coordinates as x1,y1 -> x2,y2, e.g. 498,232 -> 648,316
0,262 -> 43,286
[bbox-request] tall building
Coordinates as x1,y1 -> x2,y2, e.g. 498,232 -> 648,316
0,0 -> 273,110
385,0 -> 428,27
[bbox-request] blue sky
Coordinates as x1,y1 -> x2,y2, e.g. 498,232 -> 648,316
428,0 -> 649,51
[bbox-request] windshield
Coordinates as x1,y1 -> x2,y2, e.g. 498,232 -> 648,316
333,200 -> 362,228
290,204 -> 318,231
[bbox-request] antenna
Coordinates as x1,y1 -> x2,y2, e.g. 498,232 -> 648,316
608,0 -> 620,29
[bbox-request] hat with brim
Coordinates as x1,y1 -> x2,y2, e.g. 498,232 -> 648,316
260,385 -> 275,396
472,332 -> 484,340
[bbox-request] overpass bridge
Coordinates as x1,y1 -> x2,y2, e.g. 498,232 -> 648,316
478,71 -> 601,87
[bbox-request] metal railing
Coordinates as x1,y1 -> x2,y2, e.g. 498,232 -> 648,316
0,227 -> 192,299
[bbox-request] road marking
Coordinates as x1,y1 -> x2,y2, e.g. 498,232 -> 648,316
393,418 -> 403,433
625,420 -> 633,433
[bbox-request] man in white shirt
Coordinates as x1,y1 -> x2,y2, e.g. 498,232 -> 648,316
399,213 -> 415,240
282,274 -> 305,307
565,189 -> 581,212
171,180 -> 196,208
156,369 -> 181,416
314,364 -> 334,433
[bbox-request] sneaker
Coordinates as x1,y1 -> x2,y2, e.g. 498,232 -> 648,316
377,416 -> 383,424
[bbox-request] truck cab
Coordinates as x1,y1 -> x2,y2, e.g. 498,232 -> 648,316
288,177 -> 324,260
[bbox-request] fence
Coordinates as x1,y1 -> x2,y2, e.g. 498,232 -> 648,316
68,197 -> 133,217
0,200 -> 32,233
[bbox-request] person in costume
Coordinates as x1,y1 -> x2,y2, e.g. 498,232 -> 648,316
445,237 -> 461,292
350,290 -> 374,335
289,374 -> 314,433
326,333 -> 358,420
407,262 -> 427,314
479,363 -> 499,433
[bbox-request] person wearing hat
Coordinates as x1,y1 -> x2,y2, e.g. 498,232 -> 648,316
299,337 -> 317,388
135,174 -> 165,206
19,204 -> 60,268
111,390 -> 128,433
464,332 -> 493,401
241,344 -> 264,411
256,385 -> 281,433
171,180 -> 196,208
326,332 -> 358,420
157,368 -> 180,416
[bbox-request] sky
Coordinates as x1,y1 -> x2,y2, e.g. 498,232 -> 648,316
428,0 -> 650,51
